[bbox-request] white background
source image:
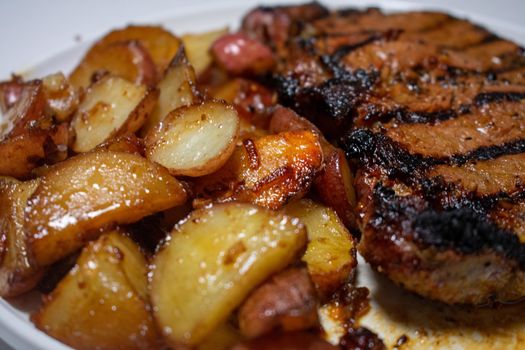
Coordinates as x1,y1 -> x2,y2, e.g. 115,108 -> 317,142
0,0 -> 524,349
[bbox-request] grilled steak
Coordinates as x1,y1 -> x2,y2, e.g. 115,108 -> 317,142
241,2 -> 525,304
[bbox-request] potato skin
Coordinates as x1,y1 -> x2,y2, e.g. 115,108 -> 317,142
69,40 -> 157,89
25,151 -> 187,267
32,231 -> 162,350
0,178 -> 44,297
193,130 -> 323,210
150,202 -> 307,348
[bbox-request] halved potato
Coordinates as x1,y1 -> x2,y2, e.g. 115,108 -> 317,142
182,27 -> 229,75
25,150 -> 187,267
33,231 -> 162,350
150,202 -> 306,348
193,130 -> 323,210
92,25 -> 182,75
0,178 -> 44,297
145,100 -> 239,177
69,40 -> 157,89
0,123 -> 69,179
140,51 -> 198,136
285,199 -> 356,298
71,75 -> 158,152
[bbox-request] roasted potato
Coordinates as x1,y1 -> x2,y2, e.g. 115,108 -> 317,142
0,75 -> 24,113
285,199 -> 357,298
71,75 -> 158,152
182,27 -> 229,76
269,106 -> 357,230
150,202 -> 307,347
145,100 -> 239,177
25,150 -> 187,267
33,231 -> 162,350
211,33 -> 275,76
41,72 -> 80,122
212,78 -> 276,129
140,51 -> 198,136
69,40 -> 157,89
238,268 -> 318,338
313,147 -> 357,231
1,80 -> 47,139
193,130 -> 323,210
0,123 -> 69,179
91,25 -> 182,75
0,177 -> 44,297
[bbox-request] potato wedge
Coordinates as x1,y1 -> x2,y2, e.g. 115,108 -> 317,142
25,150 -> 187,267
140,51 -> 198,136
145,100 -> 239,177
193,130 -> 323,210
182,27 -> 229,76
33,231 -> 162,350
69,40 -> 157,89
71,75 -> 158,152
150,202 -> 306,347
41,72 -> 80,122
0,177 -> 44,297
285,199 -> 356,298
0,123 -> 69,179
92,25 -> 182,75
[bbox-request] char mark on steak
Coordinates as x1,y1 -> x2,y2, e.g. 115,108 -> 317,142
241,3 -> 525,304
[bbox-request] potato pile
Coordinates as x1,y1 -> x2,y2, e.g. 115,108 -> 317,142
0,24 -> 358,350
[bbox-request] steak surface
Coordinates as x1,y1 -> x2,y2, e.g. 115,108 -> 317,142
241,2 -> 525,304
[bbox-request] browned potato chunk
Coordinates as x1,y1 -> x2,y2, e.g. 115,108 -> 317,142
0,75 -> 24,113
182,27 -> 229,76
32,231 -> 162,350
69,41 -> 157,89
1,80 -> 46,139
140,51 -> 198,136
150,203 -> 306,348
25,151 -> 187,267
145,100 -> 239,177
41,72 -> 80,122
238,268 -> 318,338
71,75 -> 158,152
92,25 -> 182,75
0,123 -> 69,179
194,130 -> 323,210
285,199 -> 357,298
0,178 -> 44,297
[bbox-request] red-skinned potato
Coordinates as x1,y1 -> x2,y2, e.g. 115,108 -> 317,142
71,75 -> 158,153
25,150 -> 187,267
0,178 -> 44,297
92,25 -> 182,75
211,33 -> 275,76
69,40 -> 157,89
145,100 -> 239,177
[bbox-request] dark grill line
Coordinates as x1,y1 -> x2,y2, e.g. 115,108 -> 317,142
474,91 -> 525,106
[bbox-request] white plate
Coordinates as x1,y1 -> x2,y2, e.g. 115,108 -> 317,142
1,1 -> 524,349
